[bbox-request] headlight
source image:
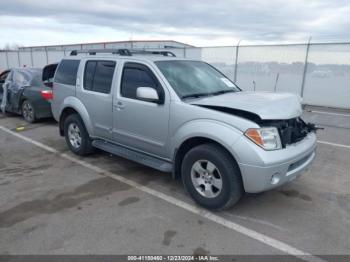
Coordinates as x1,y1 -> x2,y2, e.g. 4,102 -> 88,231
245,127 -> 282,150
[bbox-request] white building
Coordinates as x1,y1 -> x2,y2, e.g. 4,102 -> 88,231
18,40 -> 194,52
0,40 -> 195,71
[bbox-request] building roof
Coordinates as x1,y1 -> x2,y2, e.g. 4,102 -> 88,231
19,40 -> 195,50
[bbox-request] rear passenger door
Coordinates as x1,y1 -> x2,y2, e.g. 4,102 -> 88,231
76,59 -> 116,140
113,62 -> 170,158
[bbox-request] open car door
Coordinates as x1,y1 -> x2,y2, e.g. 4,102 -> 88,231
40,63 -> 59,101
42,63 -> 58,87
0,70 -> 10,104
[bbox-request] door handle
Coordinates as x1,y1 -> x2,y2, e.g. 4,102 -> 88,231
115,101 -> 125,110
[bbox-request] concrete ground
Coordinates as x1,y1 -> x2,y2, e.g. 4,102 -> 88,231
0,107 -> 349,259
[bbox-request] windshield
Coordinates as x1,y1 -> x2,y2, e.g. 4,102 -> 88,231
155,60 -> 240,99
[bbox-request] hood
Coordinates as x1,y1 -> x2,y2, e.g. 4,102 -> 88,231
190,91 -> 302,120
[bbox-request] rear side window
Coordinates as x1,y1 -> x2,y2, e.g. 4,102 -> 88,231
83,60 -> 116,94
54,59 -> 80,86
121,63 -> 161,99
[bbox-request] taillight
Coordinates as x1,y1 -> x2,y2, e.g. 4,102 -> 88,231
41,90 -> 53,100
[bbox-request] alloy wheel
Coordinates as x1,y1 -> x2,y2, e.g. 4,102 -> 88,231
191,160 -> 223,198
68,123 -> 82,149
22,101 -> 34,122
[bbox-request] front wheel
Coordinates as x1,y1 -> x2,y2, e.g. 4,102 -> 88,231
181,143 -> 243,210
63,114 -> 94,155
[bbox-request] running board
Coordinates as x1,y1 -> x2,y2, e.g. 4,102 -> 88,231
92,140 -> 173,172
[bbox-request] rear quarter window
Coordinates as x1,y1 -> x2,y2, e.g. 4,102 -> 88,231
54,59 -> 80,85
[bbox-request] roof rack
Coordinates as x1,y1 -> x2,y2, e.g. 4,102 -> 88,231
70,49 -> 131,56
69,49 -> 176,57
130,50 -> 176,57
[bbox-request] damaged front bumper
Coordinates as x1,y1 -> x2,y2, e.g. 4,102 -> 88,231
233,132 -> 317,193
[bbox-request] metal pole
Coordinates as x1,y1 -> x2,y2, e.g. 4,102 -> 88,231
17,50 -> 21,67
274,73 -> 280,92
5,50 -> 9,69
300,36 -> 312,98
30,47 -> 34,66
233,40 -> 241,83
45,47 -> 49,64
183,47 -> 186,58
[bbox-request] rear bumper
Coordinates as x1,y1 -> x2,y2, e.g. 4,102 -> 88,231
233,132 -> 317,193
34,100 -> 53,119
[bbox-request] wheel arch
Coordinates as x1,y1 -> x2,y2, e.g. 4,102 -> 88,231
173,136 -> 242,180
19,95 -> 28,114
17,90 -> 32,115
171,112 -> 244,181
59,107 -> 77,136
58,98 -> 93,137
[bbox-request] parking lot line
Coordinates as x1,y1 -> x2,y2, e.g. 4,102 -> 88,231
0,125 -> 326,262
318,140 -> 350,149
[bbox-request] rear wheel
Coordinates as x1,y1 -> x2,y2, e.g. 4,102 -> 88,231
22,100 -> 36,123
63,114 -> 94,155
181,143 -> 243,210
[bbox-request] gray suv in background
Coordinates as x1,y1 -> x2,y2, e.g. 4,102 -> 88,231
51,49 -> 317,210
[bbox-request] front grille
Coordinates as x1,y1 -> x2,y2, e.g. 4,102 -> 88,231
261,118 -> 311,147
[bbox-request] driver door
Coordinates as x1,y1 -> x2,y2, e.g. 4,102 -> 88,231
113,62 -> 170,158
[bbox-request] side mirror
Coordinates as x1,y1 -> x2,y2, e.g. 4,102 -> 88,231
136,87 -> 162,104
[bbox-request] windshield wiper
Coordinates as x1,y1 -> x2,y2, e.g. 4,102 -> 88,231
182,93 -> 212,99
182,89 -> 235,100
210,89 -> 235,96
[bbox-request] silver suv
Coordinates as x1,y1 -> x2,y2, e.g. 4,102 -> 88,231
51,49 -> 317,210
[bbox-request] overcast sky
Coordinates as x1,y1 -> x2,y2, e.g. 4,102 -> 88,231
1,0 -> 350,48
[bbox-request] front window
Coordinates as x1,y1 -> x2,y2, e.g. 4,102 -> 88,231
155,60 -> 240,99
121,62 -> 162,100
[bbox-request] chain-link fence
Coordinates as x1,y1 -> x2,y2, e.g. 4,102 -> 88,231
1,42 -> 350,109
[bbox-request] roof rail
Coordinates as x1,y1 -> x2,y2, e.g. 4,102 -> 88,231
70,49 -> 131,56
131,50 -> 176,57
69,49 -> 176,57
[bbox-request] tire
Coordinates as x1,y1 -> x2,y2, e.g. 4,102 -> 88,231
181,143 -> 243,210
63,114 -> 94,155
22,100 -> 36,123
